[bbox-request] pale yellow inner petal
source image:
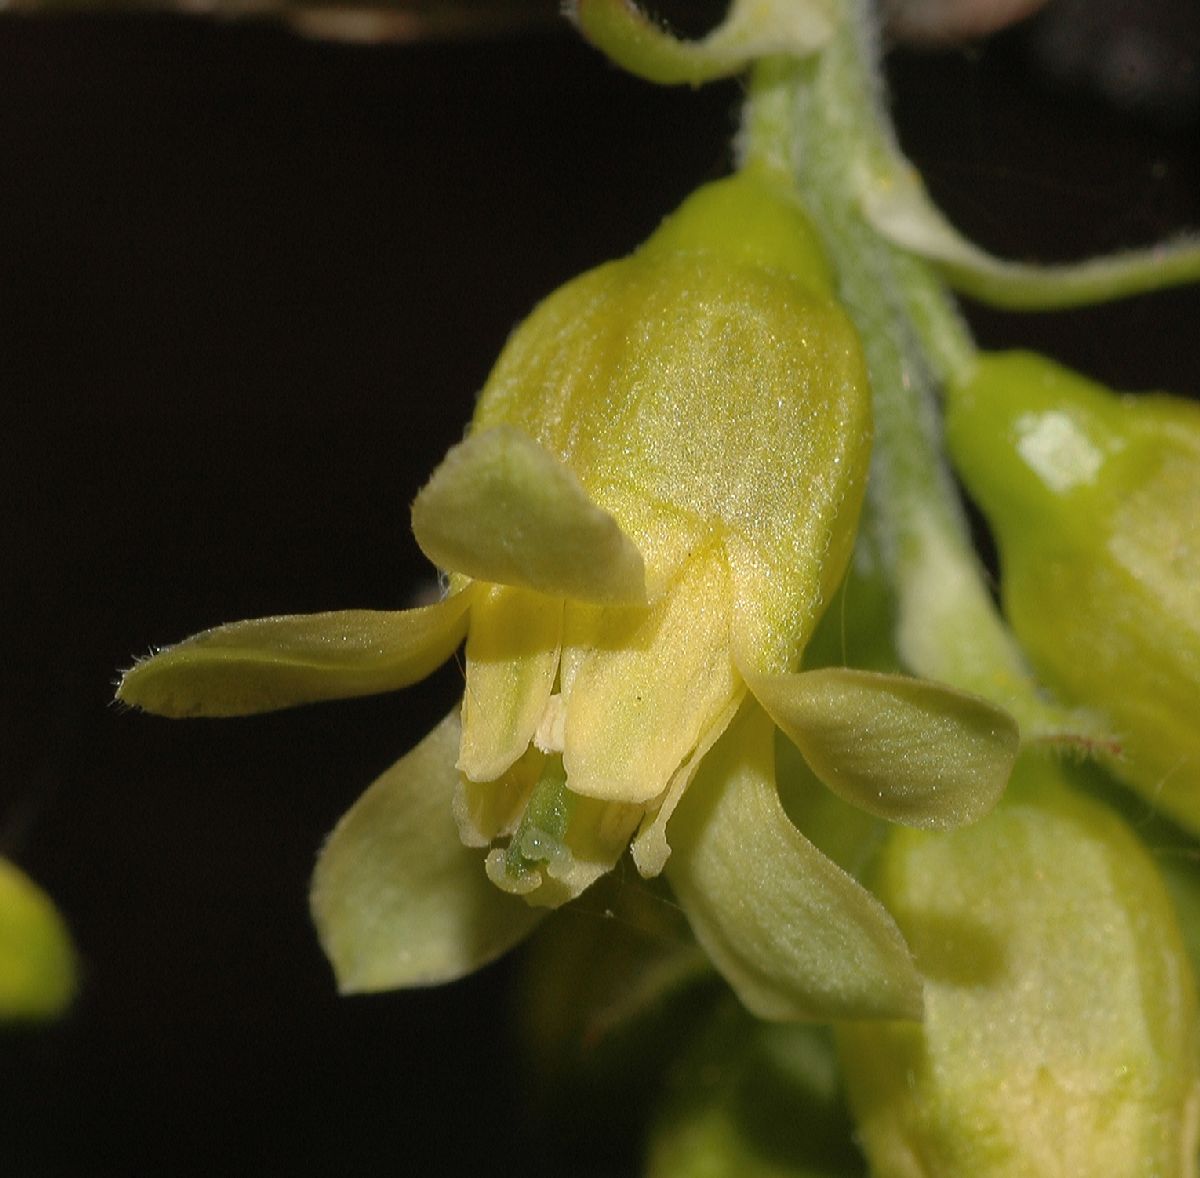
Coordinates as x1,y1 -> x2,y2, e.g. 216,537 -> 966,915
630,690 -> 745,878
452,743 -> 544,849
459,584 -> 563,783
562,546 -> 738,804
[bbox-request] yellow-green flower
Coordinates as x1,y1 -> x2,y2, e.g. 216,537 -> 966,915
119,173 -> 1017,1021
0,856 -> 77,1022
837,752 -> 1200,1177
946,351 -> 1200,833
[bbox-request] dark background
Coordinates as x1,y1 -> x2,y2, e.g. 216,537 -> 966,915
1,4 -> 1197,1174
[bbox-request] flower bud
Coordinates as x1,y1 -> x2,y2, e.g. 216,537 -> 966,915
945,350 -> 1200,832
837,754 -> 1200,1177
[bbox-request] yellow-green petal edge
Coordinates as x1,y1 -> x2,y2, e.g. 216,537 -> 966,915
311,710 -> 544,992
117,593 -> 473,718
666,704 -> 923,1022
749,667 -> 1017,829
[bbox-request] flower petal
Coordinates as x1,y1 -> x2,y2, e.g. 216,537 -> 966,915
630,692 -> 743,878
117,591 -> 474,718
665,703 -> 924,1022
459,585 -> 562,782
562,549 -> 738,804
453,744 -> 542,849
310,710 -> 543,992
713,298 -> 871,677
411,425 -> 646,604
747,667 -> 1018,829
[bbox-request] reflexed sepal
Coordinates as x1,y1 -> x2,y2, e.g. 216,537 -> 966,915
665,703 -> 923,1022
0,857 -> 77,1022
117,591 -> 474,717
747,666 -> 1018,829
310,711 -> 543,991
569,0 -> 836,87
412,425 -> 646,605
836,754 -> 1200,1177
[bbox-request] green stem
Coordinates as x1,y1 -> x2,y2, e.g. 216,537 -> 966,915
738,3 -> 1097,740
